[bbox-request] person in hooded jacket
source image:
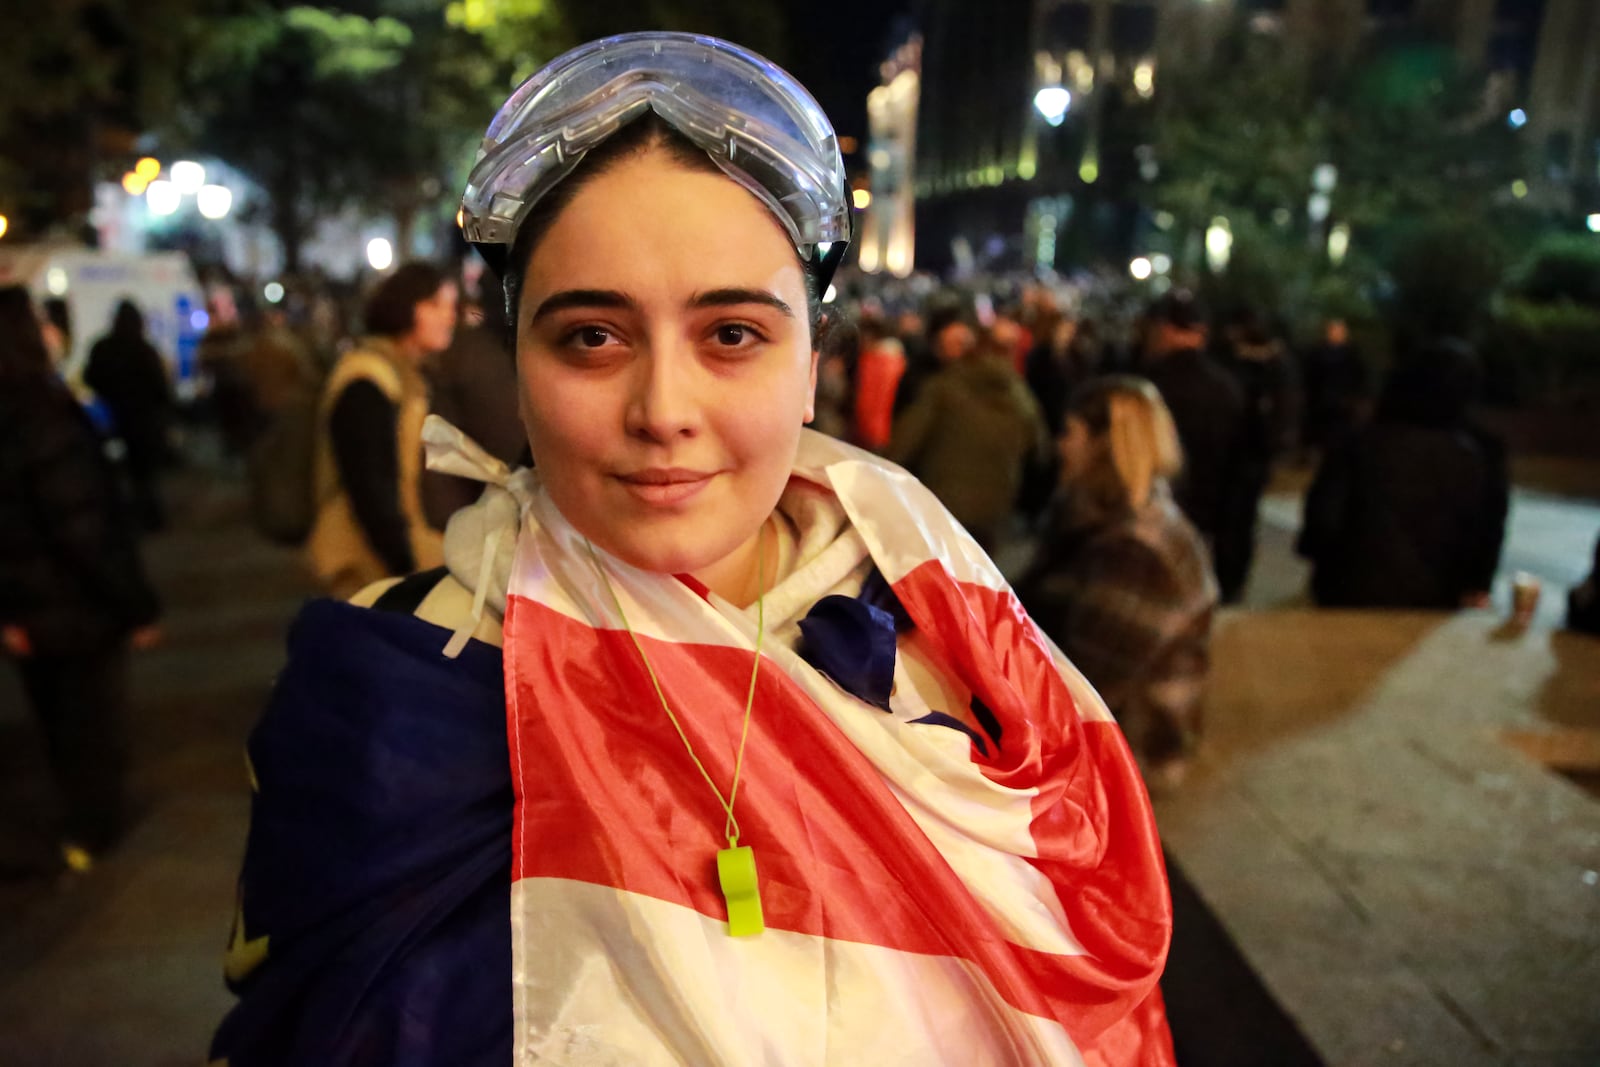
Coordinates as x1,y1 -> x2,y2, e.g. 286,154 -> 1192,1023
84,299 -> 175,531
0,286 -> 162,871
886,303 -> 1050,549
1297,338 -> 1508,609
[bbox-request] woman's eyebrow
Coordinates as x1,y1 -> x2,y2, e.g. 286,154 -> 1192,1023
530,289 -> 636,322
689,288 -> 794,317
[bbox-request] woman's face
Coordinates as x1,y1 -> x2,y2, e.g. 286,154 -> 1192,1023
408,282 -> 459,356
1058,414 -> 1098,485
515,150 -> 817,584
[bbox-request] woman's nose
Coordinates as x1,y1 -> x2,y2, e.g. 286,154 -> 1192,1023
624,342 -> 700,443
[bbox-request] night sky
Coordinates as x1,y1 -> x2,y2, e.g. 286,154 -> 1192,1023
777,0 -> 914,147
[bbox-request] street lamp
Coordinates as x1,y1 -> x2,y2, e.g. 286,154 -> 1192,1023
146,180 -> 181,216
197,184 -> 233,220
1587,213 -> 1600,233
1033,87 -> 1071,127
367,237 -> 394,271
1205,217 -> 1233,273
171,161 -> 206,196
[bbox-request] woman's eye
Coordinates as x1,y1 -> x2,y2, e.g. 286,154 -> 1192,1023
714,324 -> 762,348
574,326 -> 613,348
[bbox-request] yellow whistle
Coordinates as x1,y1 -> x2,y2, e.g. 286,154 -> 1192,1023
716,845 -> 764,937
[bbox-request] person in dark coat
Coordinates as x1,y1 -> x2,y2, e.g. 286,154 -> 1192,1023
84,299 -> 176,531
1138,293 -> 1247,583
0,286 -> 162,870
1212,308 -> 1298,603
421,277 -> 524,529
1301,318 -> 1367,451
1568,533 -> 1600,636
1297,338 -> 1509,609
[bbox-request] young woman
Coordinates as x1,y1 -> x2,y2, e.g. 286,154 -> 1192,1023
1018,377 -> 1217,787
304,262 -> 457,596
215,34 -> 1173,1067
0,286 -> 161,871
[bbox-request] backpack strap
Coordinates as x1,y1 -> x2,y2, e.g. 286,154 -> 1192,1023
371,567 -> 449,615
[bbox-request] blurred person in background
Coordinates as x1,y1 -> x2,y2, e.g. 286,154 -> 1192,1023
1301,317 -> 1367,452
891,305 -> 933,414
1139,292 -> 1245,587
1568,532 -> 1600,635
0,286 -> 162,872
198,286 -> 258,462
887,301 -> 1049,550
1018,376 -> 1216,789
85,298 -> 176,531
305,263 -> 455,598
809,316 -> 856,440
1213,307 -> 1298,603
421,277 -> 524,528
852,314 -> 905,451
1297,338 -> 1508,609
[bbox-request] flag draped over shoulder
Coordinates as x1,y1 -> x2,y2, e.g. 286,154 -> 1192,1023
501,431 -> 1174,1066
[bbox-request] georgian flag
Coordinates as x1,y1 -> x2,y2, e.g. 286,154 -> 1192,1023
501,431 -> 1174,1066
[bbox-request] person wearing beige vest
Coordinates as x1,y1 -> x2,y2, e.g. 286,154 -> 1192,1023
306,264 -> 456,598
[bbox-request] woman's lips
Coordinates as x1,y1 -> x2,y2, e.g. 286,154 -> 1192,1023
614,468 -> 716,506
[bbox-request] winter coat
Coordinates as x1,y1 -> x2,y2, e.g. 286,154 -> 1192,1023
83,332 -> 173,470
305,339 -> 444,598
0,374 -> 160,653
1297,421 -> 1509,609
1017,486 -> 1216,763
885,353 -> 1047,547
1143,348 -> 1247,540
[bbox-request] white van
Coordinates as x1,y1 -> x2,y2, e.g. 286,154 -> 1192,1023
0,245 -> 206,400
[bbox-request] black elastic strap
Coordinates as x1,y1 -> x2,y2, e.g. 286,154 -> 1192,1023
371,567 -> 449,615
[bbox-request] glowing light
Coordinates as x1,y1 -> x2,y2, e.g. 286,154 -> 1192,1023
146,180 -> 180,216
1512,179 -> 1529,199
1328,223 -> 1351,266
0,215 -> 8,240
1133,60 -> 1155,99
869,148 -> 891,169
1205,217 -> 1233,273
1153,211 -> 1175,230
1033,87 -> 1072,127
1307,192 -> 1332,224
134,157 -> 160,181
1018,156 -> 1037,180
263,282 -> 286,304
852,188 -> 872,210
190,309 -> 210,331
455,208 -> 465,229
121,171 -> 149,196
366,238 -> 394,271
196,184 -> 232,219
1508,108 -> 1527,129
1079,157 -> 1099,184
1312,163 -> 1338,193
1588,213 -> 1600,233
1151,253 -> 1172,275
46,268 -> 69,296
171,161 -> 206,195
823,285 -> 838,304
1129,257 -> 1153,281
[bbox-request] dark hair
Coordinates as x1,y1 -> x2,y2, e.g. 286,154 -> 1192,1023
43,297 -> 71,340
498,111 -> 824,344
111,299 -> 145,339
363,262 -> 450,338
1153,290 -> 1203,331
0,286 -> 54,381
1377,337 -> 1482,429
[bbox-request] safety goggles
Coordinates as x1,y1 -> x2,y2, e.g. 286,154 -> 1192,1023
461,32 -> 852,288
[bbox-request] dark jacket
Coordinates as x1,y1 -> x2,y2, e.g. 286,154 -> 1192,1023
1143,348 -> 1247,540
886,353 -> 1047,547
1018,487 -> 1216,762
0,374 -> 160,652
84,332 -> 174,468
1297,422 -> 1509,609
